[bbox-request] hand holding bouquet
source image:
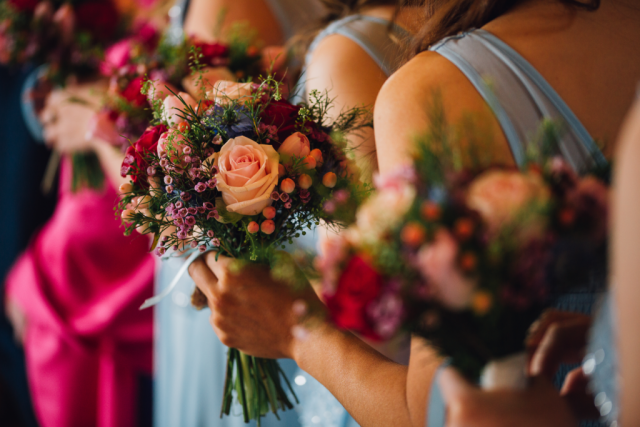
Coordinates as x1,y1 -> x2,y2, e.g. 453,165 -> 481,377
316,102 -> 609,388
117,76 -> 369,423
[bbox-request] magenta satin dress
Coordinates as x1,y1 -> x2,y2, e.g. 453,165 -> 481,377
5,158 -> 155,427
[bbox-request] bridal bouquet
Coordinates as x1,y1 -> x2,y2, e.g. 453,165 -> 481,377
316,105 -> 609,387
117,77 -> 369,423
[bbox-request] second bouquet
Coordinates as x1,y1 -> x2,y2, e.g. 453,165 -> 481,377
118,76 -> 369,424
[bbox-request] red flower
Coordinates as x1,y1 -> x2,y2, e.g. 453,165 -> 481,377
75,1 -> 119,43
8,0 -> 38,13
192,41 -> 229,65
121,76 -> 148,107
121,124 -> 167,187
259,99 -> 301,145
324,256 -> 383,340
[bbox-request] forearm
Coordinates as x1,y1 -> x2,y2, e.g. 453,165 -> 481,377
293,323 -> 430,427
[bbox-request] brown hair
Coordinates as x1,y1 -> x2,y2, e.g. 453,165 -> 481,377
414,0 -> 600,52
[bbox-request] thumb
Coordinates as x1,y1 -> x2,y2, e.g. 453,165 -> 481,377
438,366 -> 475,403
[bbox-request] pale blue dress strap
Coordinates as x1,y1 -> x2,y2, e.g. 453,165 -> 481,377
430,29 -> 607,174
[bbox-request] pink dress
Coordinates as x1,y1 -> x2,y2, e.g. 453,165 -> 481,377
5,158 -> 155,427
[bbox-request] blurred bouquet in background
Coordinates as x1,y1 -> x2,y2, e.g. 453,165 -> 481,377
315,98 -> 610,388
117,75 -> 370,423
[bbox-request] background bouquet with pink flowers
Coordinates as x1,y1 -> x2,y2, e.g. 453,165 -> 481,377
0,0 -> 126,85
117,76 -> 369,423
315,102 -> 610,386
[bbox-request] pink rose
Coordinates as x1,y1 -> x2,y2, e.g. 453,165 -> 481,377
87,111 -> 125,146
157,129 -> 188,165
182,67 -> 235,99
147,80 -> 179,104
100,39 -> 131,75
215,136 -> 280,215
209,81 -> 255,105
466,170 -> 550,238
163,92 -> 198,128
417,229 -> 477,310
278,132 -> 310,162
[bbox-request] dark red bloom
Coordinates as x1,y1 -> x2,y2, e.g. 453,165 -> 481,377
75,1 -> 119,43
8,0 -> 38,12
324,256 -> 383,340
121,124 -> 167,187
121,76 -> 148,107
259,100 -> 301,145
192,41 -> 229,65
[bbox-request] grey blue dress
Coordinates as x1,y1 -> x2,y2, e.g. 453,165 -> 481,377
424,29 -> 609,427
290,14 -> 410,427
153,2 -> 321,427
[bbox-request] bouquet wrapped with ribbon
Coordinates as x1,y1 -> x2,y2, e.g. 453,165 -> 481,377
117,76 -> 369,423
315,101 -> 609,389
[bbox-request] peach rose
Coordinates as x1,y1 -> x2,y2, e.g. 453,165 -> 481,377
157,129 -> 188,164
182,67 -> 236,98
215,136 -> 280,215
86,111 -> 124,146
278,132 -> 310,162
417,229 -> 477,310
209,81 -> 255,105
163,92 -> 198,128
147,80 -> 179,104
466,170 -> 550,237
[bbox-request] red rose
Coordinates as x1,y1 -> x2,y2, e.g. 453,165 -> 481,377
121,76 -> 148,107
324,255 -> 383,340
259,99 -> 301,145
121,124 -> 167,187
75,1 -> 119,43
192,41 -> 229,65
8,0 -> 39,13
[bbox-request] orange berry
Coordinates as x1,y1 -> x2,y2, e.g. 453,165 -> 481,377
559,207 -> 576,226
247,221 -> 259,234
261,220 -> 275,234
454,218 -> 474,241
421,201 -> 441,221
401,222 -> 426,247
281,178 -> 295,193
247,46 -> 259,57
298,174 -> 313,189
322,172 -> 337,188
177,121 -> 190,133
459,252 -> 477,271
472,291 -> 492,315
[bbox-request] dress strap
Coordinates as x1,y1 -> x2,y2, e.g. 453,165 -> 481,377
430,29 -> 608,173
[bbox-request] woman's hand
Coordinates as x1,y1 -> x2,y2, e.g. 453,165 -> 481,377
439,367 -> 578,427
188,252 -> 317,359
41,80 -> 106,153
5,298 -> 27,346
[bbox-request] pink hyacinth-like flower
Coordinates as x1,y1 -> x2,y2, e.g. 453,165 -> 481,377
207,211 -> 220,220
212,238 -> 221,247
174,218 -> 184,226
207,230 -> 215,238
190,241 -> 198,248
124,154 -> 135,165
183,146 -> 192,155
175,201 -> 184,209
164,176 -> 173,185
166,185 -> 174,193
334,189 -> 350,203
184,156 -> 192,164
177,230 -> 187,240
271,191 -> 280,201
212,135 -> 223,145
147,166 -> 156,176
203,202 -> 214,210
155,247 -> 166,256
204,147 -> 215,157
180,192 -> 192,201
280,193 -> 290,203
206,179 -> 216,189
323,200 -> 336,214
185,216 -> 196,226
159,158 -> 169,168
197,207 -> 206,214
284,202 -> 292,209
187,207 -> 197,215
178,208 -> 188,218
199,245 -> 207,252
195,182 -> 207,193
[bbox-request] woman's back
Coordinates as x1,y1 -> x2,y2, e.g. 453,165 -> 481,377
375,0 -> 640,172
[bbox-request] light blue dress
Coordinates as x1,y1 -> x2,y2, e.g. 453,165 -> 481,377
424,29 -> 609,427
154,2 -> 321,427
290,14 -> 410,427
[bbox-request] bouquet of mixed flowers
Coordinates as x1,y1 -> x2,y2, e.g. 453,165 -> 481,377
315,102 -> 609,388
117,76 -> 369,423
0,0 -> 125,84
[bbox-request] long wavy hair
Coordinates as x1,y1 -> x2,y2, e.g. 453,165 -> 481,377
414,0 -> 600,52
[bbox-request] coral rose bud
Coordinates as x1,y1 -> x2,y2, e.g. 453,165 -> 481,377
281,178 -> 295,194
261,220 -> 275,234
459,252 -> 477,271
421,201 -> 441,221
121,209 -> 135,222
472,291 -> 492,315
454,218 -> 474,241
278,132 -> 310,160
322,172 -> 337,188
401,222 -> 426,247
278,164 -> 286,177
298,174 -> 313,190
310,149 -> 323,165
247,221 -> 260,234
303,155 -> 316,169
119,183 -> 133,194
262,206 -> 276,219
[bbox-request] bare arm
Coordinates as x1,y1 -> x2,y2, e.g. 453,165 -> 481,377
183,0 -> 283,45
613,98 -> 640,427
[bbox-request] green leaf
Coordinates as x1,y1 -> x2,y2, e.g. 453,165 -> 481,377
215,198 -> 243,224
